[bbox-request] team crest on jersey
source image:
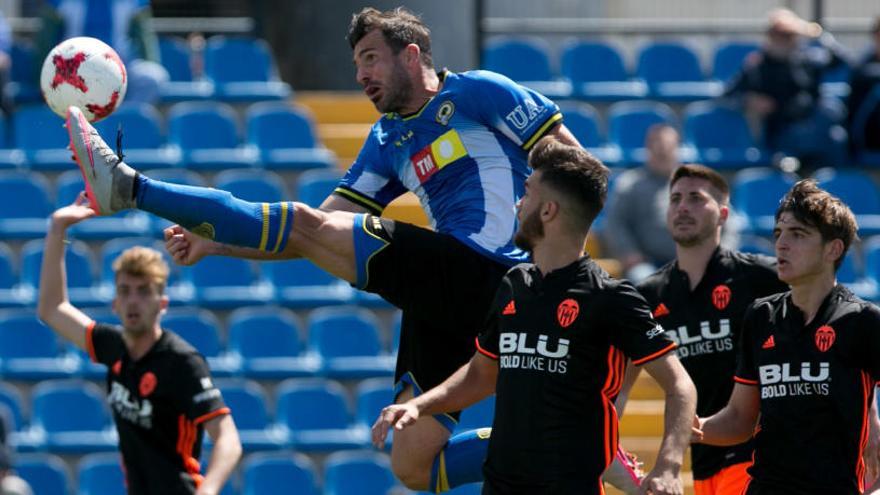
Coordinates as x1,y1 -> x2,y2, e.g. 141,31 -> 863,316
712,284 -> 731,310
814,325 -> 836,352
435,101 -> 455,125
139,371 -> 157,397
557,298 -> 579,328
111,360 -> 122,375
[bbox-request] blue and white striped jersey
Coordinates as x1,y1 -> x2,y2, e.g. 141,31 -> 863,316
336,70 -> 562,266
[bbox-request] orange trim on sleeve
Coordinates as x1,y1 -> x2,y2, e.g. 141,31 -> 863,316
85,321 -> 98,363
631,342 -> 677,366
734,376 -> 759,385
475,337 -> 499,360
192,407 -> 231,426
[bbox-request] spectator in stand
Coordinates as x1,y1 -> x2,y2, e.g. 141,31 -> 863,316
35,0 -> 169,104
847,16 -> 880,154
725,8 -> 850,169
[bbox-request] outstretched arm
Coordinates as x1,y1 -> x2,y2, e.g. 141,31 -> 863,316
36,193 -> 96,351
198,414 -> 242,495
695,383 -> 760,446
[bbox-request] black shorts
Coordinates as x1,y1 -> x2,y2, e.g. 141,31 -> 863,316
482,477 -> 602,495
352,214 -> 509,429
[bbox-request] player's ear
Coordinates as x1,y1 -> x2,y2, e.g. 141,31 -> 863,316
718,204 -> 730,225
159,294 -> 170,312
541,200 -> 559,222
825,238 -> 845,266
404,43 -> 421,66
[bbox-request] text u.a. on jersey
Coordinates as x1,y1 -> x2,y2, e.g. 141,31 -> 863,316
734,285 -> 880,495
87,323 -> 229,495
637,248 -> 787,480
335,69 -> 562,267
475,257 -> 676,492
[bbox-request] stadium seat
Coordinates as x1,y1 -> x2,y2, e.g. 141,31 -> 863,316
21,238 -> 105,306
307,306 -> 395,378
0,241 -> 29,307
158,36 -> 215,101
8,42 -> 41,105
835,251 -> 877,300
227,306 -> 319,378
188,256 -> 272,309
482,37 -> 571,98
167,101 -> 257,169
295,169 -> 343,208
16,454 -> 72,495
204,36 -> 293,101
731,167 -> 798,236
711,41 -> 760,83
93,103 -> 180,168
636,41 -> 722,100
737,235 -> 775,256
12,106 -> 75,171
30,380 -> 116,453
216,379 -> 285,450
813,168 -> 880,236
55,170 -> 152,239
275,379 -> 365,451
560,40 -> 647,101
245,102 -> 336,170
241,452 -> 319,495
213,168 -> 288,203
455,395 -> 496,432
264,259 -> 354,308
354,378 -> 394,449
682,101 -> 770,169
162,308 -> 238,376
77,453 -> 125,495
558,102 -> 620,166
324,450 -> 397,495
0,171 -> 52,238
0,109 -> 25,169
0,383 -> 24,435
606,101 -> 678,166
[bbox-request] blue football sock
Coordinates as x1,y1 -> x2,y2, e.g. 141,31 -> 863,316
136,175 -> 294,252
429,428 -> 491,493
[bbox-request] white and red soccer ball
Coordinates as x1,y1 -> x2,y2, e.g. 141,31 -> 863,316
40,36 -> 127,122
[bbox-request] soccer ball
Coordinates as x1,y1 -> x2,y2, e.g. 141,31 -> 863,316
40,37 -> 127,122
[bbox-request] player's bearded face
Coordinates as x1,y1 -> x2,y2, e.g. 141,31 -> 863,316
668,178 -> 722,248
514,204 -> 544,251
377,56 -> 414,113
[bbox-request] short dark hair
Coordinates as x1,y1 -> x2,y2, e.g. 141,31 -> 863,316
670,164 -> 730,203
528,137 -> 609,233
347,7 -> 434,68
775,179 -> 858,270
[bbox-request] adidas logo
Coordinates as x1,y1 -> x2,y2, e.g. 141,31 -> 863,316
762,335 -> 776,349
502,300 -> 516,315
652,303 -> 670,318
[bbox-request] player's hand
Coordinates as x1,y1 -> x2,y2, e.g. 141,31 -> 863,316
691,415 -> 705,443
164,225 -> 211,266
371,403 -> 419,448
639,468 -> 683,495
50,191 -> 96,229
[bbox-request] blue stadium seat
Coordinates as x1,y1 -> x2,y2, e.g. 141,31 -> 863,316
55,170 -> 152,239
0,171 -> 52,238
158,36 -> 214,101
607,101 -> 678,166
682,101 -> 770,169
354,378 -> 394,449
241,452 -> 318,495
834,252 -> 876,299
455,395 -> 496,432
12,106 -> 74,171
93,103 -> 180,168
21,238 -> 105,306
307,306 -> 395,378
264,259 -> 354,308
77,452 -> 125,495
163,308 -> 237,376
227,306 -> 319,378
189,256 -> 272,309
712,41 -> 760,83
213,169 -> 288,202
558,102 -> 620,166
245,102 -> 336,170
324,450 -> 396,495
560,40 -> 647,101
31,380 -> 116,453
862,237 -> 880,299
142,168 -> 208,237
0,241 -> 29,307
0,383 -> 25,435
167,101 -> 257,169
16,454 -> 72,495
636,41 -> 722,101
731,167 -> 798,236
0,109 -> 25,169
8,42 -> 41,105
216,379 -> 285,451
737,235 -> 775,256
275,379 -> 365,451
813,168 -> 880,236
204,37 -> 293,102
295,169 -> 343,208
482,38 -> 571,98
